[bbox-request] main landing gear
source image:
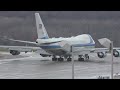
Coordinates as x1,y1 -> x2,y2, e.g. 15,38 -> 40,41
78,55 -> 84,61
67,56 -> 72,61
52,56 -> 57,61
78,54 -> 89,61
52,56 -> 71,62
58,57 -> 64,61
52,56 -> 64,61
52,54 -> 89,62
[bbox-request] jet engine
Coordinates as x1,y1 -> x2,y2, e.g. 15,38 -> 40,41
113,50 -> 120,57
97,52 -> 107,58
10,50 -> 20,55
40,54 -> 51,57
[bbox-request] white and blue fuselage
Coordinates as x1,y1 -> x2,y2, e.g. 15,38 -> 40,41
37,34 -> 95,55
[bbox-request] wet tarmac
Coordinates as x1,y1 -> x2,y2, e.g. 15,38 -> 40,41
0,52 -> 120,79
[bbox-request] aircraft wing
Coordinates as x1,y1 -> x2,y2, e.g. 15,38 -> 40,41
36,39 -> 62,44
0,45 -> 41,52
58,40 -> 120,55
8,38 -> 62,45
72,47 -> 120,55
8,39 -> 37,45
0,45 -> 50,56
57,41 -> 109,54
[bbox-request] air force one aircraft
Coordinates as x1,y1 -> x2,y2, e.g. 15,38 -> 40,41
0,13 -> 120,61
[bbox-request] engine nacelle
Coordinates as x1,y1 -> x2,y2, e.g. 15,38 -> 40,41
113,50 -> 120,57
40,54 -> 51,57
10,50 -> 20,55
97,52 -> 107,58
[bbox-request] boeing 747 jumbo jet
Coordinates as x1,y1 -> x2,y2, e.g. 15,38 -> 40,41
0,13 -> 120,61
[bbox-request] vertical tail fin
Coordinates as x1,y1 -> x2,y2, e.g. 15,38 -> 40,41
35,13 -> 49,39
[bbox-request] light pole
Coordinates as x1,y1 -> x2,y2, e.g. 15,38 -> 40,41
58,41 -> 75,79
71,46 -> 74,79
110,41 -> 114,79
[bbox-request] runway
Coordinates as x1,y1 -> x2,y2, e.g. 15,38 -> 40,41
0,52 -> 120,79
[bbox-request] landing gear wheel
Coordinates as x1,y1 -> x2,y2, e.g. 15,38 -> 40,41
52,58 -> 57,61
78,55 -> 85,61
85,54 -> 89,60
52,55 -> 57,61
113,50 -> 119,57
58,58 -> 64,62
78,58 -> 84,61
67,58 -> 72,61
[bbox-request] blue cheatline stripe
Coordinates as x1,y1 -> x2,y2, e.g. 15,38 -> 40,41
40,43 -> 95,49
73,43 -> 95,47
40,45 -> 61,49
